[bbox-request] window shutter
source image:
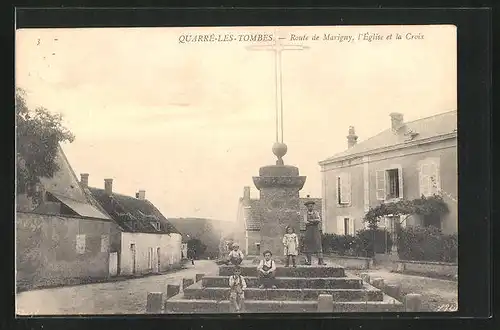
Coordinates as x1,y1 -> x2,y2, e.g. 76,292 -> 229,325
336,216 -> 344,235
100,235 -> 109,253
396,165 -> 404,198
375,170 -> 386,200
335,175 -> 340,204
419,163 -> 430,197
429,160 -> 440,195
348,218 -> 355,235
340,173 -> 351,204
76,234 -> 86,254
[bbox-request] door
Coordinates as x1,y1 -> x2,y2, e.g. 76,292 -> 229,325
108,252 -> 118,276
130,243 -> 136,275
156,247 -> 161,272
147,247 -> 153,271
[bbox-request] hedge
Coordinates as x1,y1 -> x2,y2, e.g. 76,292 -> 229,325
397,226 -> 457,262
321,229 -> 393,257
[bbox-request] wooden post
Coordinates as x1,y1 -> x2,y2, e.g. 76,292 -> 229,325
196,273 -> 205,282
385,284 -> 402,300
317,294 -> 334,312
183,278 -> 194,290
166,284 -> 180,299
404,293 -> 422,312
371,277 -> 385,289
146,292 -> 163,313
359,273 -> 370,283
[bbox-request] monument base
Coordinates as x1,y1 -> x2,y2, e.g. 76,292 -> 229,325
253,164 -> 306,257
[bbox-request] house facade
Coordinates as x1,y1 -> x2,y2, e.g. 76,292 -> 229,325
236,186 -> 322,255
88,179 -> 182,276
318,111 -> 457,239
16,146 -> 113,290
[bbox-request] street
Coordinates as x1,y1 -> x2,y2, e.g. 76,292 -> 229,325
16,260 -> 218,315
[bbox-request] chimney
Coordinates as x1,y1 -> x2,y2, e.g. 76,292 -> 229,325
138,190 -> 146,200
347,126 -> 358,148
390,112 -> 404,131
104,178 -> 113,196
80,173 -> 89,188
243,186 -> 250,201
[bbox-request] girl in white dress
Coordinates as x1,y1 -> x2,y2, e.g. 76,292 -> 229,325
282,226 -> 299,267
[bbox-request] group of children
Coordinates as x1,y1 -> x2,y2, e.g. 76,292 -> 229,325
225,226 -> 299,312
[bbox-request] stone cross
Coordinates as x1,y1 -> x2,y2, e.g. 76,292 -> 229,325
246,33 -> 309,143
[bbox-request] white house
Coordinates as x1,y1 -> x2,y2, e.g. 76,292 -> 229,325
87,178 -> 183,276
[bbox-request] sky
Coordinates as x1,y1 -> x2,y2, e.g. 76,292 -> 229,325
15,25 -> 457,222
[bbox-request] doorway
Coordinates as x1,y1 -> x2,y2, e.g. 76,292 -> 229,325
156,247 -> 161,273
130,243 -> 136,275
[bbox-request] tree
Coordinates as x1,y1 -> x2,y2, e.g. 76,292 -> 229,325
187,238 -> 207,259
16,88 -> 75,196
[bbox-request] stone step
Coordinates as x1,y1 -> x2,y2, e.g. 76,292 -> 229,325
219,265 -> 346,278
184,284 -> 383,301
201,276 -> 363,289
164,297 -> 404,313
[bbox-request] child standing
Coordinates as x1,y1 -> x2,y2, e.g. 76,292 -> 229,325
228,266 -> 247,312
282,226 -> 299,267
227,243 -> 245,265
256,250 -> 277,289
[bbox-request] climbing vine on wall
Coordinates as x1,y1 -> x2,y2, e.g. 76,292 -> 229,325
363,194 -> 450,229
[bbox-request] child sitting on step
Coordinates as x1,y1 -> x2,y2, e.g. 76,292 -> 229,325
282,226 -> 299,268
257,250 -> 277,289
228,266 -> 247,312
226,243 -> 245,265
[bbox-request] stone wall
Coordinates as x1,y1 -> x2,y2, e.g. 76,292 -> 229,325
16,212 -> 112,290
326,255 -> 373,269
394,259 -> 457,278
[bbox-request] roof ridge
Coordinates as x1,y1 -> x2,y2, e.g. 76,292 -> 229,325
401,109 -> 457,126
88,186 -> 138,200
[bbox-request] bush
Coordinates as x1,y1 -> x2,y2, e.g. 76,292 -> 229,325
321,233 -> 356,255
353,229 -> 393,257
398,226 -> 457,262
322,229 -> 392,257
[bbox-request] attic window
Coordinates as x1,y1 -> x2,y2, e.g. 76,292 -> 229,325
152,221 -> 161,231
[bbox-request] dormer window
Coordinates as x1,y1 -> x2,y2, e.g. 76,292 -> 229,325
152,221 -> 161,231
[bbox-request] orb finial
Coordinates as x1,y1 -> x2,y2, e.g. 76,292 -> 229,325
272,142 -> 288,165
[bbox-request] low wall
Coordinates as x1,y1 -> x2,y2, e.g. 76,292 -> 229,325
325,254 -> 373,269
393,259 -> 457,279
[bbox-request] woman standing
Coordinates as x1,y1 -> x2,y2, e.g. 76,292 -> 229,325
303,200 -> 326,265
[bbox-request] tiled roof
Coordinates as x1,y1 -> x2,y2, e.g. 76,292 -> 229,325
320,110 -> 457,163
88,187 -> 180,234
245,197 -> 323,231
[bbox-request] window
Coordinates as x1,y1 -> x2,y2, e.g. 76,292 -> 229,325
336,172 -> 351,205
344,218 -> 350,236
337,216 -> 354,236
76,234 -> 86,254
376,166 -> 403,201
147,247 -> 153,269
101,235 -> 109,253
419,158 -> 440,197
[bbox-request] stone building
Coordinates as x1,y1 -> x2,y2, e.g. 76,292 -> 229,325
236,186 -> 322,256
88,179 -> 183,276
16,146 -> 113,290
318,111 -> 457,238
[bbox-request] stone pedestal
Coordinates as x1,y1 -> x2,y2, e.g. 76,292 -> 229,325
253,165 -> 306,257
